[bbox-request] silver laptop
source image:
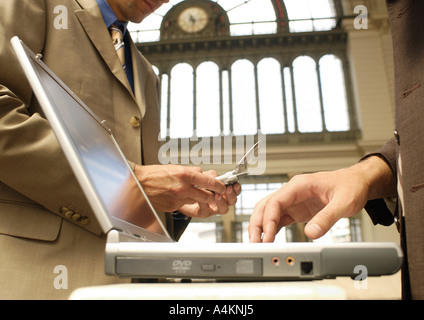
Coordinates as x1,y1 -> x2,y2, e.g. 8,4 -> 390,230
11,36 -> 403,281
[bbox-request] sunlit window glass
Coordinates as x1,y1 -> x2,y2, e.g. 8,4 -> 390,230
220,0 -> 275,22
196,62 -> 221,137
284,0 -> 336,32
293,56 -> 322,133
178,222 -> 220,243
319,55 -> 350,131
219,0 -> 276,36
160,74 -> 169,139
128,13 -> 163,42
231,59 -> 257,135
235,182 -> 285,243
283,67 -> 296,133
222,70 -> 231,136
170,63 -> 194,138
258,58 -> 285,134
309,0 -> 336,31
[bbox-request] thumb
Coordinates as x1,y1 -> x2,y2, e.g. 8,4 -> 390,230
304,200 -> 343,240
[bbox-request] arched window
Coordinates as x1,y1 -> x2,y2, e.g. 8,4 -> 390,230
129,0 -> 338,42
162,54 -> 352,139
169,63 -> 194,138
221,70 -> 231,136
257,58 -> 285,134
292,56 -> 322,133
319,54 -> 350,132
196,61 -> 220,137
283,66 -> 296,133
231,59 -> 257,136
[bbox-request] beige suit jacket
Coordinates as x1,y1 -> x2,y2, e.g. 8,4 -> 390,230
0,0 -> 163,299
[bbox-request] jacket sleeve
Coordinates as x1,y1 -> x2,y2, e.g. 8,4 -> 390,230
0,0 -> 100,234
361,138 -> 398,226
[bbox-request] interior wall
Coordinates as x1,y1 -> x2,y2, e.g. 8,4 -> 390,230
180,2 -> 400,244
242,4 -> 399,243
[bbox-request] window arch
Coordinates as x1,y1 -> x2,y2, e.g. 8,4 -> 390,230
142,0 -> 353,141
319,54 -> 350,132
292,56 -> 323,133
169,63 -> 194,138
231,59 -> 257,136
162,55 -> 353,139
128,0 -> 337,42
257,58 -> 285,134
196,61 -> 221,137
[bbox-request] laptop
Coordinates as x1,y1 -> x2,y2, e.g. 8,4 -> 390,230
11,36 -> 403,281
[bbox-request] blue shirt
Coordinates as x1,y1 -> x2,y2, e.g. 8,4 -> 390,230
96,0 -> 134,92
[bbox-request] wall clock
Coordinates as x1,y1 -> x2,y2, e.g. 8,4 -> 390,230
177,7 -> 209,33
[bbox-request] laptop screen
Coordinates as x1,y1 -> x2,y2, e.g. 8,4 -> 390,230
14,38 -> 172,241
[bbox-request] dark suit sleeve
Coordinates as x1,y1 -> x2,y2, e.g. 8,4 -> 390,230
361,138 -> 397,226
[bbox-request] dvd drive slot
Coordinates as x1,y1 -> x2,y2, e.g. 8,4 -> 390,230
116,257 -> 263,278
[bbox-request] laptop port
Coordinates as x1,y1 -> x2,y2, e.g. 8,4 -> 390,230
285,256 -> 295,266
301,261 -> 313,275
271,256 -> 281,266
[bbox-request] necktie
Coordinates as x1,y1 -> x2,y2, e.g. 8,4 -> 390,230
109,24 -> 126,71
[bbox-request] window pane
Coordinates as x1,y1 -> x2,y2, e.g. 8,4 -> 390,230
170,63 -> 194,138
236,183 -> 285,215
129,14 -> 163,31
178,222 -> 218,243
160,74 -> 169,139
288,20 -> 314,33
253,22 -> 277,35
226,0 -> 276,36
130,30 -> 160,43
283,67 -> 296,133
257,58 -> 285,134
230,24 -> 254,37
293,56 -> 322,132
231,59 -> 257,135
215,0 -> 246,11
285,0 -> 336,32
196,62 -> 220,137
236,182 -> 285,243
222,70 -> 231,136
224,0 -> 275,23
319,54 -> 350,131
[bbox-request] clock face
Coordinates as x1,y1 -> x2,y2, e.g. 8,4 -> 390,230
178,7 -> 209,33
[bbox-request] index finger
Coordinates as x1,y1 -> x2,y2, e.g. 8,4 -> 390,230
190,172 -> 226,194
261,199 -> 283,242
261,178 -> 312,241
249,197 -> 270,242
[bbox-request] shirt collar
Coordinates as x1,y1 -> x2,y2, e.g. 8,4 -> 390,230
96,0 -> 128,34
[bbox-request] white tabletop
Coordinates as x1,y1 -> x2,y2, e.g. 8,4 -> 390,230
69,272 -> 401,300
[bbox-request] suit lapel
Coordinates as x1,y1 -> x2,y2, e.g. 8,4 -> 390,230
129,39 -> 147,118
73,0 -> 136,101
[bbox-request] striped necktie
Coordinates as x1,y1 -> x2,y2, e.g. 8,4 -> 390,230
109,24 -> 126,71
